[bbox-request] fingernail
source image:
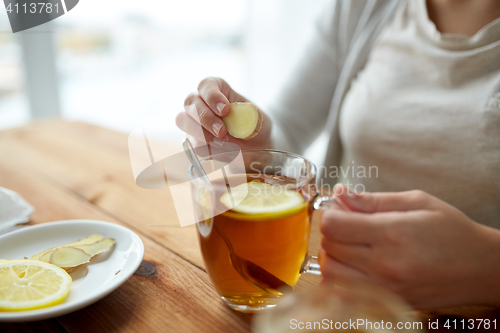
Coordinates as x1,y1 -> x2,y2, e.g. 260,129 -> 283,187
333,183 -> 344,196
331,197 -> 343,207
212,122 -> 222,136
213,136 -> 226,147
216,103 -> 225,114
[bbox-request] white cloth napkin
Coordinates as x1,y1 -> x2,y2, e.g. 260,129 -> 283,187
0,187 -> 34,235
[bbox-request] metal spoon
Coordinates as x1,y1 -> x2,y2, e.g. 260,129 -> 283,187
183,139 -> 292,296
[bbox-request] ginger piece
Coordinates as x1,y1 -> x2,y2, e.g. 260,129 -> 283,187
50,247 -> 91,268
37,249 -> 56,263
29,235 -> 115,270
31,234 -> 104,260
223,102 -> 263,140
74,238 -> 115,258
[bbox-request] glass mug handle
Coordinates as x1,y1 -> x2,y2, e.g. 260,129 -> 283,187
300,195 -> 337,275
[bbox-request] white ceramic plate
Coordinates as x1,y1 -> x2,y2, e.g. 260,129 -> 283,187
0,220 -> 144,322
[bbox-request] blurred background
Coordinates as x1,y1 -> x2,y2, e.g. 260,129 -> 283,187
0,0 -> 325,145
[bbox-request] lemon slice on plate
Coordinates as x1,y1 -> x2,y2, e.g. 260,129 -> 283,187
0,260 -> 72,311
220,182 -> 305,220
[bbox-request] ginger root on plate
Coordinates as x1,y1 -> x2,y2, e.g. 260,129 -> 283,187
30,234 -> 115,271
222,102 -> 263,140
31,234 -> 104,260
50,247 -> 91,268
75,238 -> 116,257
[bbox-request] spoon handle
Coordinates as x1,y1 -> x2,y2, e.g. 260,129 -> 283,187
183,139 -> 211,184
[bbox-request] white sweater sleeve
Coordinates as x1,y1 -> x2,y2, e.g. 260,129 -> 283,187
267,30 -> 340,154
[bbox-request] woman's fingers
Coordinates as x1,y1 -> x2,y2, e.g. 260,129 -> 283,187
179,76 -> 255,142
319,249 -> 370,285
320,209 -> 385,244
333,183 -> 432,213
177,77 -> 271,151
321,237 -> 371,270
184,93 -> 227,138
175,111 -> 220,144
197,77 -> 231,117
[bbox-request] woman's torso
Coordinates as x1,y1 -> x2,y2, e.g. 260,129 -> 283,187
338,0 -> 500,228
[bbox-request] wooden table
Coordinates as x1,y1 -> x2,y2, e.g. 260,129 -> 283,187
0,121 -> 498,332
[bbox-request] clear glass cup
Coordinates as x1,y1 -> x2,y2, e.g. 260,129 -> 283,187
188,149 -> 328,312
253,283 -> 423,333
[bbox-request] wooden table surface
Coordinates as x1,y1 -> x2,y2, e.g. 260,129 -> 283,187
0,121 -> 498,333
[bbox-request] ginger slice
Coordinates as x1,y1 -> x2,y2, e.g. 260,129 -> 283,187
38,250 -> 55,263
50,247 -> 91,268
223,102 -> 263,140
74,238 -> 115,258
31,234 -> 104,260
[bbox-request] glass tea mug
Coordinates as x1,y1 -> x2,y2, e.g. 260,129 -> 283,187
188,149 -> 334,312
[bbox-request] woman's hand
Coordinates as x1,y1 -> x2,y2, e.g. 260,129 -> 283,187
176,77 -> 272,150
319,184 -> 500,309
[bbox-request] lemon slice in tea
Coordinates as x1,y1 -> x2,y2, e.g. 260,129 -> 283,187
220,182 -> 305,217
0,260 -> 72,311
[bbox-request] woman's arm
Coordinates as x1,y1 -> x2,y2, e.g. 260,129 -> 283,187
266,29 -> 340,154
176,1 -> 387,153
175,19 -> 342,153
319,183 -> 500,309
